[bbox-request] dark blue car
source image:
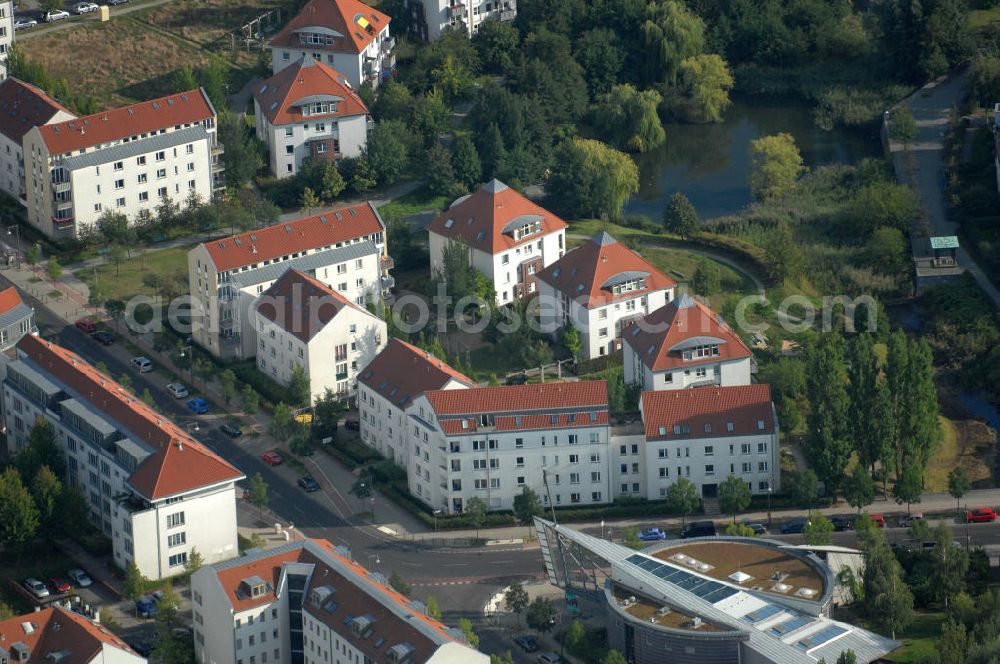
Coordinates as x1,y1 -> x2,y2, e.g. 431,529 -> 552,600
186,398 -> 209,414
780,517 -> 808,534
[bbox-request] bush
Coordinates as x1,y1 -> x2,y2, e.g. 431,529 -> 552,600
226,359 -> 287,408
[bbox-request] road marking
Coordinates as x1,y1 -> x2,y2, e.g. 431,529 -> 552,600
443,563 -> 470,567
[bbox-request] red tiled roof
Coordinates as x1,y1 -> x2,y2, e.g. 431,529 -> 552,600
641,385 -> 775,441
0,286 -> 24,315
17,335 -> 243,500
358,338 -> 474,409
270,0 -> 390,54
255,269 -> 371,342
0,606 -> 137,663
214,546 -> 303,612
0,77 -> 74,143
536,232 -> 676,308
424,381 -> 609,434
37,88 -> 214,155
254,57 -> 368,126
426,180 -> 568,255
202,203 -> 384,272
623,294 -> 752,372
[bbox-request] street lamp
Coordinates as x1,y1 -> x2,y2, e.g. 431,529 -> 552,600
186,422 -> 200,434
7,225 -> 20,269
367,554 -> 380,570
433,509 -> 443,533
179,348 -> 195,387
767,486 -> 773,528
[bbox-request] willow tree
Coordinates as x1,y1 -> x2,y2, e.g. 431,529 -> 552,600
641,0 -> 705,85
594,84 -> 666,152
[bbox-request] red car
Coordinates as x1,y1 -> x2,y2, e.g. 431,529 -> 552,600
869,514 -> 886,528
74,319 -> 97,334
48,577 -> 71,593
260,451 -> 283,466
966,507 -> 997,523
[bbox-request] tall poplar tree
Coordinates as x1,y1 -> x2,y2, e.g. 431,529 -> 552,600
805,334 -> 851,492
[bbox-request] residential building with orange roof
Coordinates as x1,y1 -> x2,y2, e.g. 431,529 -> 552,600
427,179 -> 568,306
269,0 -> 395,89
0,286 -> 34,351
537,231 -> 677,360
253,56 -> 370,178
639,384 -> 779,500
191,538 -> 488,664
22,87 -> 222,239
357,338 -> 475,467
407,380 -> 611,513
188,202 -> 390,358
0,335 -> 244,580
0,77 -> 75,202
406,0 -> 516,42
254,269 -> 386,401
623,293 -> 754,391
0,606 -> 146,663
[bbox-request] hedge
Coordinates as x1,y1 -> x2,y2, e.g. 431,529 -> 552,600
226,358 -> 288,407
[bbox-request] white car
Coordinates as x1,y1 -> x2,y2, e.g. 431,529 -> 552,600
73,2 -> 98,13
13,18 -> 37,30
24,578 -> 49,599
45,9 -> 71,21
166,383 -> 189,399
68,568 -> 92,588
130,356 -> 152,373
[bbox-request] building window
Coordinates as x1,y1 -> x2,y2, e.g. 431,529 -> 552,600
166,512 -> 185,528
113,161 -> 123,171
186,144 -> 194,154
167,532 -> 186,547
137,173 -> 147,183
168,552 -> 188,567
156,168 -> 166,179
114,179 -> 124,189
139,191 -> 149,202
284,127 -> 293,137
155,151 -> 165,161
285,145 -> 294,155
158,187 -> 167,198
116,197 -> 126,208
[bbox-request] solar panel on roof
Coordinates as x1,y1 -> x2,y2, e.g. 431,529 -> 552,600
770,615 -> 812,636
626,554 -> 645,565
796,625 -> 848,650
677,575 -> 706,591
704,586 -> 738,603
743,604 -> 783,623
690,580 -> 724,598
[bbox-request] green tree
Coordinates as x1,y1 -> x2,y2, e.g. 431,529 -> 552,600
560,326 -> 582,358
457,617 -> 480,648
122,560 -> 147,600
320,162 -> 346,201
593,84 -> 665,152
765,219 -> 801,281
465,496 -> 488,540
691,260 -> 721,295
425,596 -> 442,620
867,226 -> 907,274
346,156 -> 377,194
930,523 -> 968,609
219,369 -> 237,405
847,334 -> 883,472
141,388 -> 155,409
0,468 -> 39,551
970,54 -> 1000,107
749,133 -> 805,199
666,477 -> 700,525
504,581 -> 530,625
426,143 -> 457,196
548,138 -> 639,221
844,465 -> 875,514
861,527 -> 913,639
174,64 -> 198,91
787,469 -> 821,508
389,571 -> 411,597
47,256 -> 61,281
473,20 -> 519,74
247,472 -> 269,517
184,548 -> 204,576
17,417 -> 65,480
56,484 -> 89,538
641,0 -> 706,85
576,27 -> 624,98
300,187 -> 321,214
948,467 -> 970,515
600,652 -> 628,664
843,182 -> 918,236
888,106 -> 918,146
526,597 -> 556,634
805,334 -> 851,492
662,192 -> 700,238
804,512 -> 834,545
31,465 -> 62,526
411,89 -> 451,148
450,135 -> 482,190
673,53 -> 734,123
564,618 -> 587,653
198,52 -> 229,111
512,486 -> 543,532
938,619 -> 968,663
313,388 -> 344,440
241,384 -> 259,415
25,244 -> 39,266
726,523 -> 757,537
903,339 -> 940,471
288,364 -> 311,407
718,474 -> 751,523
892,458 -> 924,511
218,112 -> 264,187
366,120 -> 409,185
836,651 -> 857,664
270,402 -> 294,440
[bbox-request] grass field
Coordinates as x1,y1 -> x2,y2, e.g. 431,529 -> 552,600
888,612 -> 944,662
80,245 -> 192,302
142,0 -> 270,47
971,6 -> 1000,31
926,413 -> 997,492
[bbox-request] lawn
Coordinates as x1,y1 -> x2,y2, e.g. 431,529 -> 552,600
970,6 -> 1000,31
141,0 -> 270,47
80,245 -> 193,302
887,611 -> 944,662
925,413 -> 997,493
377,186 -> 451,226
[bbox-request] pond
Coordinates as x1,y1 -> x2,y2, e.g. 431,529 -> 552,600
624,98 -> 884,221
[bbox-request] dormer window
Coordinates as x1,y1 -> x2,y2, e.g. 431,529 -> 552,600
512,219 -> 542,241
302,101 -> 339,116
681,344 -> 720,361
611,278 -> 646,295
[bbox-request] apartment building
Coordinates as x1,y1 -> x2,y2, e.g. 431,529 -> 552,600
0,77 -> 74,202
254,269 -> 386,400
1,335 -> 244,580
0,286 -> 34,351
405,0 -> 516,41
269,0 -> 395,90
0,606 -> 146,663
427,179 -> 567,305
253,56 -> 369,178
406,381 -> 611,514
640,384 -> 779,500
357,338 -> 475,468
537,231 -> 676,359
0,2 -> 13,80
191,538 -> 489,664
623,293 -> 754,391
23,88 -> 223,239
188,203 -> 390,359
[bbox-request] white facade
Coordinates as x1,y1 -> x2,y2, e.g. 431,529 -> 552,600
0,79 -> 73,203
0,2 -> 12,80
409,0 -> 516,41
256,109 -> 367,178
625,350 -> 754,392
272,26 -> 393,90
0,109 -> 73,203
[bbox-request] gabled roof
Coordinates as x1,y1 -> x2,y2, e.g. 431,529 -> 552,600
37,88 -> 214,156
254,57 -> 368,126
0,606 -> 140,663
623,294 -> 752,372
270,0 -> 390,54
426,180 -> 568,255
200,202 -> 385,272
255,269 -> 373,342
358,338 -> 474,410
536,232 -> 676,308
0,286 -> 24,315
0,77 -> 74,143
641,384 -> 774,441
16,335 -> 243,500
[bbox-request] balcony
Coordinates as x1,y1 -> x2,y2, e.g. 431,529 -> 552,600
382,52 -> 396,71
499,8 -> 516,22
212,142 -> 225,157
52,217 -> 75,233
381,275 -> 395,290
381,255 -> 394,271
54,181 -> 71,194
380,36 -> 395,54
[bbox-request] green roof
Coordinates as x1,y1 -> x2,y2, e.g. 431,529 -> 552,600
930,236 -> 959,249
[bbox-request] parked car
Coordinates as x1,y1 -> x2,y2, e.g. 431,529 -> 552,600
221,422 -> 243,438
681,521 -> 716,538
829,516 -> 853,532
24,578 -> 49,599
298,476 -> 320,492
505,374 -> 528,386
166,383 -> 189,399
869,513 -> 886,528
186,397 -> 209,414
514,635 -> 540,653
538,653 -> 563,664
897,513 -> 923,528
130,356 -> 152,373
135,597 -> 158,618
638,527 -> 668,541
45,9 -> 70,21
67,568 -> 92,588
91,330 -> 115,345
128,639 -> 154,657
73,2 -> 99,12
344,418 -> 360,431
781,517 -> 808,535
261,450 -> 283,466
14,18 -> 38,30
106,0 -> 130,5
967,508 -> 998,523
743,522 -> 767,535
48,577 -> 71,593
74,318 -> 97,333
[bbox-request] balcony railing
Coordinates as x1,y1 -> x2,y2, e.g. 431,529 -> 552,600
381,255 -> 394,271
381,275 -> 395,290
380,36 -> 395,54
